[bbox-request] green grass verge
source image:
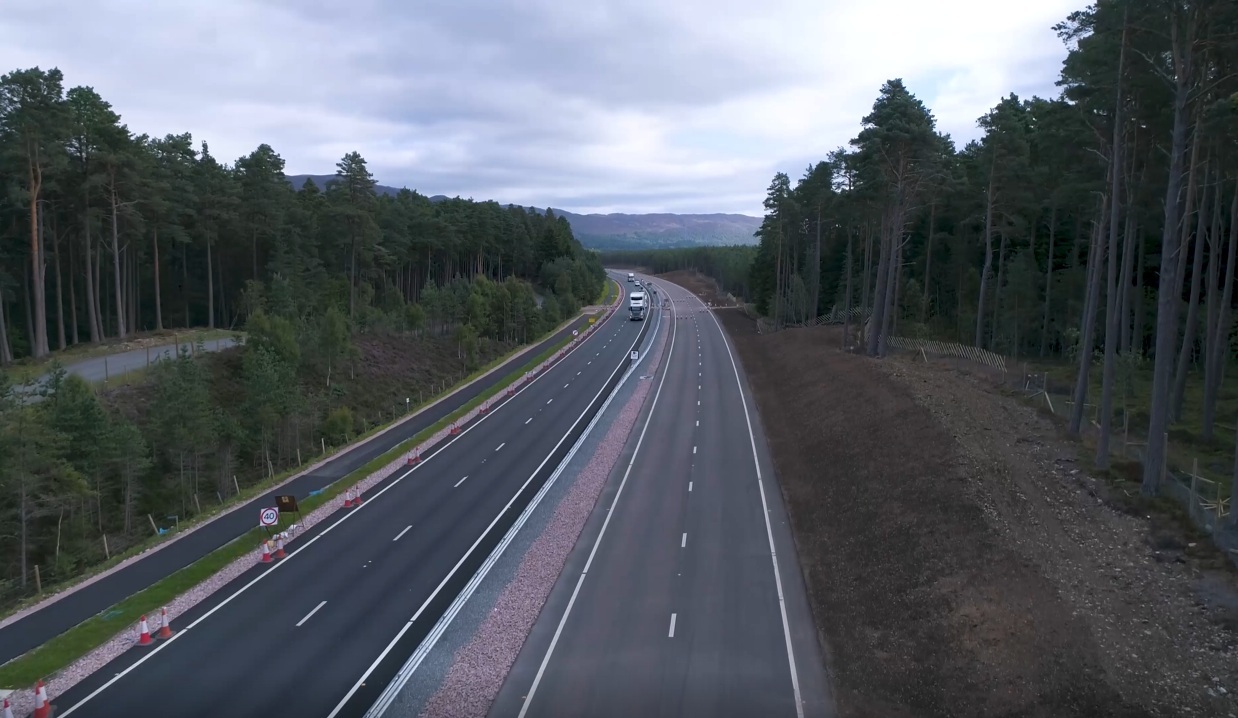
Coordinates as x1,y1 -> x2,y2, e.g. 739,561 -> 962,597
0,314 -> 595,687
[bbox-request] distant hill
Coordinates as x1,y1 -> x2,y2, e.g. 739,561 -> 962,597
285,174 -> 761,250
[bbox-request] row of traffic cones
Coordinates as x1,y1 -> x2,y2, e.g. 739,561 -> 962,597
258,531 -> 292,563
135,606 -> 176,646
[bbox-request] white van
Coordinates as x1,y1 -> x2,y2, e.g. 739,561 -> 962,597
627,273 -> 635,282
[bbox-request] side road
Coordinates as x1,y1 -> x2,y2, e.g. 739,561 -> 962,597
0,302 -> 614,667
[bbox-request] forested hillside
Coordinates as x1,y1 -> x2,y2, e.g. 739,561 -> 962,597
600,247 -> 755,299
0,66 -> 604,603
739,0 -> 1238,502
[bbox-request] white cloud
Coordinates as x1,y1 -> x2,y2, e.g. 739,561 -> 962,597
0,0 -> 1083,216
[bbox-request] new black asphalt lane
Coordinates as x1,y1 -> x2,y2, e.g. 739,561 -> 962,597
492,279 -> 832,718
0,314 -> 600,666
51,302 -> 651,718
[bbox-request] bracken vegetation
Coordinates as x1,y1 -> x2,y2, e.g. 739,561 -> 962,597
0,67 -> 605,606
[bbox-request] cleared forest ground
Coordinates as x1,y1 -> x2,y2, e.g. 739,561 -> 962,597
680,271 -> 1238,716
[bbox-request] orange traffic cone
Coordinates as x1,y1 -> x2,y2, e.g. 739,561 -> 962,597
137,615 -> 153,645
31,681 -> 48,718
3,696 -> 13,718
259,540 -> 272,564
157,607 -> 174,639
479,401 -> 489,414
352,487 -> 363,507
343,487 -> 355,508
273,535 -> 286,559
450,423 -> 460,436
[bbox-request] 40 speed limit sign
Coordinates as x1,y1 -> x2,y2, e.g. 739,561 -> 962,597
259,507 -> 279,527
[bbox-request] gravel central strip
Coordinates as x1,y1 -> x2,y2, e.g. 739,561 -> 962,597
417,309 -> 670,718
3,305 -> 618,718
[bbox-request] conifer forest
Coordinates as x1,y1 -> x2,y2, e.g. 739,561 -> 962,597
0,67 -> 604,604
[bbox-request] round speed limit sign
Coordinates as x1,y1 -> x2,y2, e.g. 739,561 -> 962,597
259,507 -> 279,527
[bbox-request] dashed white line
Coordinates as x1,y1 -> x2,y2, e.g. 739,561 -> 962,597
695,420 -> 699,426
688,481 -> 693,492
455,476 -> 469,487
668,613 -> 677,638
564,383 -> 570,388
496,443 -> 506,452
576,371 -> 581,376
681,533 -> 687,548
692,446 -> 697,454
393,525 -> 412,542
547,398 -> 553,405
525,417 -> 532,425
697,400 -> 700,406
296,601 -> 328,627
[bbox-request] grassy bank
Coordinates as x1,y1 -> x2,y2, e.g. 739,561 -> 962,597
0,314 -> 597,687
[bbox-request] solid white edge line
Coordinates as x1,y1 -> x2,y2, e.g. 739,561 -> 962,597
296,600 -> 328,627
338,291 -> 651,718
56,292 -> 626,718
363,281 -> 664,718
704,300 -> 805,718
393,526 -> 412,542
516,278 -> 679,718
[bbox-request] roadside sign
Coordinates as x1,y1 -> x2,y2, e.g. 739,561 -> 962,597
275,495 -> 299,513
573,329 -> 579,337
630,350 -> 639,362
259,507 -> 279,527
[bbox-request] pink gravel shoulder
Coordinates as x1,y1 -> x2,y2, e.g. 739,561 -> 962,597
418,302 -> 671,718
3,300 -> 622,718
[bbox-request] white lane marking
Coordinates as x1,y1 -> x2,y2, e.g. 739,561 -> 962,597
564,383 -> 569,388
57,289 -> 630,718
393,525 -> 412,542
705,300 -> 805,718
688,481 -> 693,492
337,306 -> 652,718
525,417 -> 532,425
577,371 -> 581,376
547,398 -> 553,405
696,420 -> 699,427
455,476 -> 469,487
698,385 -> 701,391
296,601 -> 328,627
681,533 -> 687,548
517,278 -> 680,718
587,361 -> 592,365
668,613 -> 677,638
697,400 -> 700,406
693,446 -> 696,454
496,443 -> 505,452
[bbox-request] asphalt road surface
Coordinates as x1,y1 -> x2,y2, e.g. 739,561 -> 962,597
0,315 -> 595,666
50,293 -> 651,718
491,275 -> 834,718
13,337 -> 240,404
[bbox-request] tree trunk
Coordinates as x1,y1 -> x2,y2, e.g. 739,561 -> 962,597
0,288 -> 12,364
1172,162 -> 1211,423
51,211 -> 66,351
27,165 -> 49,358
110,187 -> 127,338
152,227 -> 163,330
68,234 -> 80,346
1143,8 -> 1197,496
867,213 -> 892,356
1096,16 -> 1127,469
921,201 -> 936,323
842,228 -> 854,349
1070,193 -> 1109,437
975,161 -> 997,348
1202,182 -> 1238,440
207,237 -> 215,329
1041,205 -> 1057,356
990,229 -> 1008,349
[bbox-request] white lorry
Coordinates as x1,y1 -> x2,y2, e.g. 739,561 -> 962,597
629,291 -> 647,321
627,272 -> 635,283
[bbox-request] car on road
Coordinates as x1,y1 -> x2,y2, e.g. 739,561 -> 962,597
627,272 -> 635,282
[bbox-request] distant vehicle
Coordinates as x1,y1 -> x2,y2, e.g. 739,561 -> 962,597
629,291 -> 647,321
627,273 -> 635,282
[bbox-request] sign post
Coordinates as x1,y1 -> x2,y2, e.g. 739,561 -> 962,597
630,350 -> 639,365
259,507 -> 279,536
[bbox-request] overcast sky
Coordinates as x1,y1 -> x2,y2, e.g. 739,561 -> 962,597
1,0 -> 1082,216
